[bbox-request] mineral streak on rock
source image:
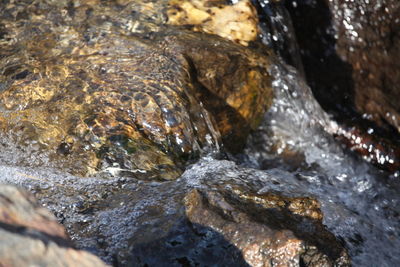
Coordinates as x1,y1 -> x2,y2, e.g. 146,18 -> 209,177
334,123 -> 400,172
0,0 -> 273,179
0,184 -> 108,267
167,0 -> 259,46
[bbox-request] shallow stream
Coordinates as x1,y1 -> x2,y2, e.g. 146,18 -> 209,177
0,0 -> 399,266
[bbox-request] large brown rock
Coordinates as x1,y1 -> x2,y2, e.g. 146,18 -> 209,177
0,184 -> 108,267
0,0 -> 273,179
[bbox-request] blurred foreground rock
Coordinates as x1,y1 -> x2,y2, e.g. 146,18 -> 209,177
0,184 -> 108,267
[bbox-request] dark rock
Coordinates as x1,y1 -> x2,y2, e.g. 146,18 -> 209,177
0,184 -> 108,267
285,0 -> 400,132
283,0 -> 400,172
329,0 -> 400,132
126,213 -> 252,266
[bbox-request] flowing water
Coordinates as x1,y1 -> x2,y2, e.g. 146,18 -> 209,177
243,60 -> 400,266
0,55 -> 398,266
243,1 -> 400,264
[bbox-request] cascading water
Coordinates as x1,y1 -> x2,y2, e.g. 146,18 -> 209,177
243,59 -> 400,266
251,0 -> 305,76
242,1 -> 400,265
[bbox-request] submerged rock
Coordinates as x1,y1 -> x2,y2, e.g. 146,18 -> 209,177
0,0 -> 272,179
127,187 -> 349,266
0,184 -> 108,267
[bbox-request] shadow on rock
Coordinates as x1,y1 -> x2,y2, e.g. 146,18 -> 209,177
127,219 -> 251,267
126,188 -> 350,267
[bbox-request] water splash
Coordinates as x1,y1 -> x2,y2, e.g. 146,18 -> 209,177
244,60 -> 400,266
254,0 -> 305,76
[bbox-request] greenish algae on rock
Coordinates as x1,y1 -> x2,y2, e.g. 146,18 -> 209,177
0,0 -> 273,179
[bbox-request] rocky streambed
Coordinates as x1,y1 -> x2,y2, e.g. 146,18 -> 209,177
0,0 -> 399,266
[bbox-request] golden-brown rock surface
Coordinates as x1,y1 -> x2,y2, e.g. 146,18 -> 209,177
167,0 -> 259,46
0,0 -> 272,179
184,188 -> 350,266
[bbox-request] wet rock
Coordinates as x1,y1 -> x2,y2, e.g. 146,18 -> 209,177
0,0 -> 272,179
167,0 -> 259,46
5,158 -> 350,266
0,184 -> 108,267
184,189 -> 349,266
125,160 -> 350,266
282,0 -> 400,172
127,188 -> 347,266
285,0 -> 400,133
329,0 -> 400,133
